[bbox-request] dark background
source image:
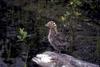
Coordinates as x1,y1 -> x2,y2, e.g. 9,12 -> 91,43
0,0 -> 100,67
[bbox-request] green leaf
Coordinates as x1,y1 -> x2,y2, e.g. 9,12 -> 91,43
17,28 -> 28,41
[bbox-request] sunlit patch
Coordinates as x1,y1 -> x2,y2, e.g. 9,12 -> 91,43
32,54 -> 52,63
62,65 -> 66,67
61,16 -> 66,21
70,2 -> 73,5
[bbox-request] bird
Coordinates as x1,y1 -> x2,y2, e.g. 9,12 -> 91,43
45,21 -> 69,53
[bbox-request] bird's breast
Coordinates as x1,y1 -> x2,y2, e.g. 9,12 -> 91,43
48,33 -> 54,44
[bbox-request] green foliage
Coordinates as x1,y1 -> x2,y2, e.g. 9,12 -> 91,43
96,38 -> 100,57
70,0 -> 82,6
24,63 -> 27,67
17,28 -> 28,41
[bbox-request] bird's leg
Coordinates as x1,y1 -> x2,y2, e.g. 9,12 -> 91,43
57,50 -> 61,54
51,44 -> 61,53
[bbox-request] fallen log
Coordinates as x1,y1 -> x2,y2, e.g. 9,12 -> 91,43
32,51 -> 99,67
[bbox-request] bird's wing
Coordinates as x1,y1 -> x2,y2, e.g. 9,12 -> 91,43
54,32 -> 67,46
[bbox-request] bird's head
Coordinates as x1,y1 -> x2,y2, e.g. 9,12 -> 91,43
45,21 -> 57,29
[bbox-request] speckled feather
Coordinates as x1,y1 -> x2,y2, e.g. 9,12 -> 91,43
45,21 -> 69,52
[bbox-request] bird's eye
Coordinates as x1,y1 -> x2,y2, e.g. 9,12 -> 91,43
53,23 -> 55,25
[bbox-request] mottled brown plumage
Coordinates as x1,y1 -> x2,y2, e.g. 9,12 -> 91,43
45,21 -> 69,53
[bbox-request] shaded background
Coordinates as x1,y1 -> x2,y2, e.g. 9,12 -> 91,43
0,0 -> 100,67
